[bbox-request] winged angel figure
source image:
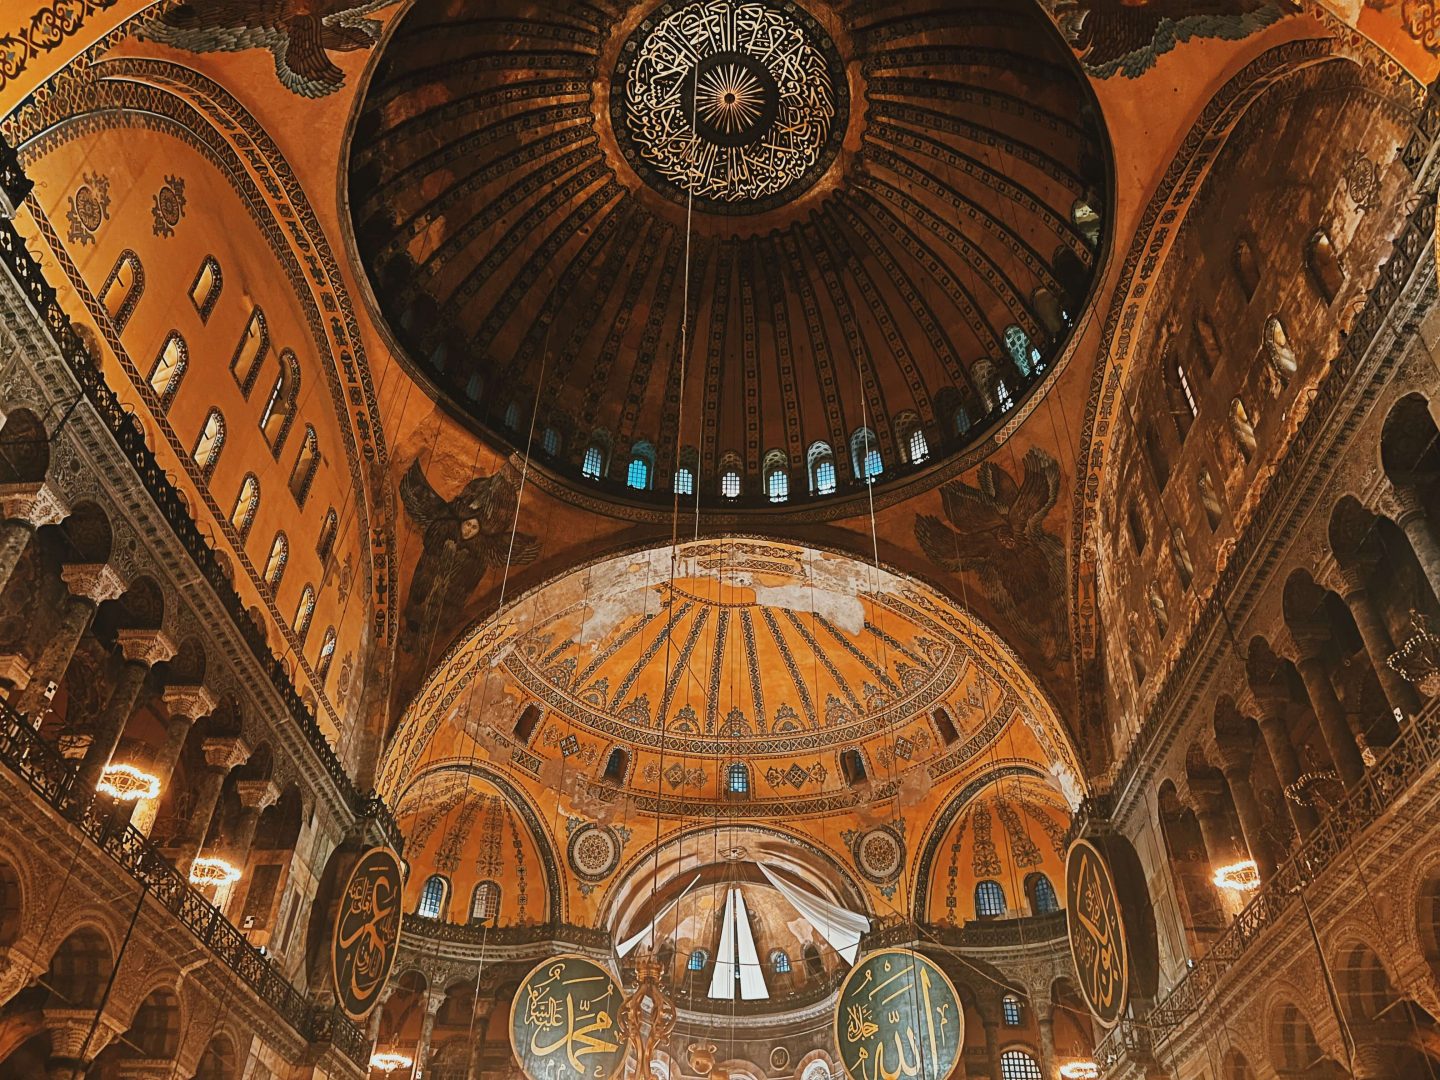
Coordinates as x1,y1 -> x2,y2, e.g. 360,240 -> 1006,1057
914,448 -> 1069,662
138,0 -> 392,98
398,460 -> 540,653
1042,0 -> 1295,78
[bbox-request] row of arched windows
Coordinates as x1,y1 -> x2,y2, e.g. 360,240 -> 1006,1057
684,944 -> 823,977
974,873 -> 1060,919
601,748 -> 882,795
415,875 -> 502,923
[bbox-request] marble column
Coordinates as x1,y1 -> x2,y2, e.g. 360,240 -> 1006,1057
131,684 -> 216,835
1211,728 -> 1274,879
0,481 -> 66,595
1251,688 -> 1318,838
982,1016 -> 1002,1080
1336,562 -> 1422,718
172,735 -> 250,874
1189,775 -> 1243,867
14,562 -> 125,719
415,987 -> 446,1077
1035,998 -> 1057,1078
76,629 -> 176,797
226,778 -> 279,871
1388,480 -> 1440,604
1290,626 -> 1365,786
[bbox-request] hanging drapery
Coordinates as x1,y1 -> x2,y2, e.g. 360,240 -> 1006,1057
756,862 -> 869,964
708,888 -> 738,999
616,873 -> 701,958
734,889 -> 768,1000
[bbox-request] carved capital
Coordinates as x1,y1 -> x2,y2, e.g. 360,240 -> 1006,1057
1187,773 -> 1229,812
1334,560 -> 1375,598
201,735 -> 251,772
233,778 -> 279,812
116,1062 -> 175,1080
59,562 -> 126,605
0,481 -> 67,527
114,628 -> 176,667
1287,620 -> 1332,663
160,684 -> 216,722
43,1006 -> 121,1062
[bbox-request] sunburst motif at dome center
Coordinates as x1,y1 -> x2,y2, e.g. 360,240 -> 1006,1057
696,64 -> 768,134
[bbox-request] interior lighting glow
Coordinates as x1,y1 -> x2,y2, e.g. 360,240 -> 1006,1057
369,1051 -> 414,1073
189,856 -> 242,886
1059,1062 -> 1100,1079
1212,859 -> 1261,892
97,763 -> 160,802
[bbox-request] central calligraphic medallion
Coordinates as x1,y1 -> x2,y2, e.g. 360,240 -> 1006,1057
1066,837 -> 1130,1028
330,846 -> 403,1021
510,954 -> 626,1080
613,0 -> 847,212
834,948 -> 963,1080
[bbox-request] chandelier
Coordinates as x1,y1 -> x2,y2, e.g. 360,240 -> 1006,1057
369,1051 -> 414,1074
97,763 -> 160,802
1212,859 -> 1261,892
1387,610 -> 1440,696
1059,1063 -> 1101,1080
189,856 -> 241,886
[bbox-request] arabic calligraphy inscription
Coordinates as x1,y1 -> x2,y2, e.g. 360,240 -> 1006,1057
510,954 -> 627,1080
330,846 -> 403,1021
1065,837 -> 1130,1028
834,949 -> 962,1080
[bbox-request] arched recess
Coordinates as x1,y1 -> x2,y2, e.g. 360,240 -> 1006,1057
394,762 -> 560,926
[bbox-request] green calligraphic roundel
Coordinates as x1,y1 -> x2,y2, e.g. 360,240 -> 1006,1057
834,948 -> 963,1080
510,954 -> 626,1080
330,846 -> 403,1021
1066,837 -> 1130,1028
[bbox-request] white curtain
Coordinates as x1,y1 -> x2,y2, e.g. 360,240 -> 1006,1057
756,862 -> 869,964
615,873 -> 699,958
734,889 -> 767,1000
708,888 -> 738,999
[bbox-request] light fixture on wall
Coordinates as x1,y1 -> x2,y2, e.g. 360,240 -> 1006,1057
1211,859 -> 1261,892
369,1050 -> 414,1075
189,856 -> 241,886
96,763 -> 160,801
1059,1062 -> 1100,1079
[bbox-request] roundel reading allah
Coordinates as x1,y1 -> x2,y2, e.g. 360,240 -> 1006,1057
613,0 -> 847,212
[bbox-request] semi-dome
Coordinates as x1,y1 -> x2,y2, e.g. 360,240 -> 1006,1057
348,0 -> 1109,513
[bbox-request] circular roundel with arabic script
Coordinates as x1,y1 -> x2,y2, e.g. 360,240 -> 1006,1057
510,954 -> 626,1080
834,948 -> 963,1080
330,846 -> 404,1021
1066,837 -> 1130,1028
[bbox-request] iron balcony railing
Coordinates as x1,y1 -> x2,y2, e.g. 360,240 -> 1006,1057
1097,698 -> 1440,1072
0,132 -> 400,856
0,702 -> 370,1066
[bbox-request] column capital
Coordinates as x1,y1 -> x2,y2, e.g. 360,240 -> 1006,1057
0,481 -> 67,528
1187,773 -> 1229,812
43,1005 -> 121,1063
1249,682 -> 1291,722
1288,620 -> 1333,663
201,735 -> 251,771
115,628 -> 176,667
160,684 -> 216,722
234,778 -> 279,812
1380,477 -> 1426,523
59,562 -> 126,605
1334,559 -> 1375,598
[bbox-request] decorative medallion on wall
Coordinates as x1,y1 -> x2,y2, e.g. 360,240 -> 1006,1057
151,175 -> 187,238
330,846 -> 403,1021
834,949 -> 963,1080
1065,837 -> 1129,1029
612,0 -> 847,213
65,172 -> 109,246
567,820 -> 627,885
1342,149 -> 1381,212
846,824 -> 905,893
510,954 -> 625,1080
770,1046 -> 790,1069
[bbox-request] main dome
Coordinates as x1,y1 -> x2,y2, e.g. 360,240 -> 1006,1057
348,0 -> 1109,512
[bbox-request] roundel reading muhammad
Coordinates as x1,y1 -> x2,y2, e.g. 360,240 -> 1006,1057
510,954 -> 626,1080
330,846 -> 403,1021
1066,837 -> 1130,1028
834,948 -> 962,1080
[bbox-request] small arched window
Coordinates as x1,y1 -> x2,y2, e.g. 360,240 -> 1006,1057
906,427 -> 929,464
975,880 -> 1006,918
808,442 -> 837,495
603,747 -> 628,783
932,707 -> 958,745
293,585 -> 316,641
994,375 -> 1014,412
99,250 -> 144,331
1148,584 -> 1169,638
260,350 -> 300,453
1198,469 -> 1224,530
189,256 -> 222,322
193,409 -> 225,480
803,944 -> 823,978
1193,314 -> 1222,376
1263,315 -> 1296,387
288,425 -> 320,505
1306,228 -> 1345,302
417,874 -> 449,919
514,704 -> 541,743
1004,325 -> 1039,376
1170,525 -> 1195,588
316,508 -> 338,562
1128,626 -> 1146,685
1126,500 -> 1146,554
953,405 -> 972,437
770,949 -> 791,974
727,762 -> 749,796
840,749 -> 867,787
668,466 -> 692,495
626,443 -> 653,491
470,881 -> 500,924
541,427 -> 561,456
1232,237 -> 1260,300
763,451 -> 790,503
720,467 -> 742,499
1002,994 -> 1023,1026
230,474 -> 260,539
231,309 -> 269,394
999,1050 -> 1042,1080
315,626 -> 337,679
1165,352 -> 1197,441
687,949 -> 708,971
1026,872 -> 1059,915
149,333 -> 187,409
582,444 -> 605,480
1229,398 -> 1257,462
851,428 -> 882,483
264,532 -> 288,589
503,401 -> 521,430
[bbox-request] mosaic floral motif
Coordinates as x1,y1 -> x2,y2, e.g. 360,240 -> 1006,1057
1342,149 -> 1382,212
150,174 -> 187,238
996,799 -> 1044,869
763,761 -> 826,790
845,824 -> 905,887
970,804 -> 1003,877
566,820 -> 625,881
1041,0 -> 1295,79
65,172 -> 109,246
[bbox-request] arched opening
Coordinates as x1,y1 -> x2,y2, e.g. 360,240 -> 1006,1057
189,255 -> 223,320
1232,237 -> 1260,299
602,747 -> 628,784
1025,872 -> 1059,915
975,880 -> 1006,919
850,428 -> 881,484
417,874 -> 450,919
839,749 -> 866,787
194,1035 -> 236,1080
288,425 -> 320,505
1158,779 -> 1223,955
99,250 -> 144,330
627,441 -> 655,491
763,449 -> 790,503
230,309 -> 269,393
808,442 -> 837,496
1306,228 -> 1345,302
192,409 -> 226,479
1263,315 -> 1297,386
44,927 -> 112,1009
1269,1002 -> 1343,1077
259,350 -> 300,453
513,704 -> 541,743
230,474 -> 260,539
148,332 -> 187,409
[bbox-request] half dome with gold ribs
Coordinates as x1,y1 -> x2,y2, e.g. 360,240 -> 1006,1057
348,0 -> 1109,513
